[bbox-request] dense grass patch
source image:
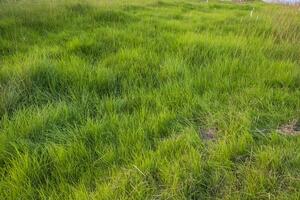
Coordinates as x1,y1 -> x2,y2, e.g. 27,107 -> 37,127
0,0 -> 299,199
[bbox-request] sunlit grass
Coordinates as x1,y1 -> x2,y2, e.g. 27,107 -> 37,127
0,0 -> 299,199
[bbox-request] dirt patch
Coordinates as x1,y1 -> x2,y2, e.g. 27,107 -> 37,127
199,127 -> 218,141
277,119 -> 300,136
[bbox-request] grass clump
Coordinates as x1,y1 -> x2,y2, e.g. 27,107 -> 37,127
0,0 -> 300,199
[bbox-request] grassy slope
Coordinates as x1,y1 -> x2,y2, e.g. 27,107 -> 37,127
0,0 -> 300,199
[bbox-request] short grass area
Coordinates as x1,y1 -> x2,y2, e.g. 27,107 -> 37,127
0,0 -> 300,199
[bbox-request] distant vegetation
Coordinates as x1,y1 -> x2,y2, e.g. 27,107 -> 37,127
0,0 -> 299,199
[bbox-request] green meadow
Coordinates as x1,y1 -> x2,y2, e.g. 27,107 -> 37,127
0,0 -> 299,199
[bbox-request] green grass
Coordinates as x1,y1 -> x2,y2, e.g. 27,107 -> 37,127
0,0 -> 300,199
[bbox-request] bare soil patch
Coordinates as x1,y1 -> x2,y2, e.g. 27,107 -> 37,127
278,119 -> 300,136
199,127 -> 218,141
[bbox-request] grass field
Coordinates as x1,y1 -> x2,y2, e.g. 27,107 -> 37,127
0,0 -> 300,199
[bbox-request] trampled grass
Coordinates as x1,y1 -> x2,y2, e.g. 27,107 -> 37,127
0,0 -> 299,199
